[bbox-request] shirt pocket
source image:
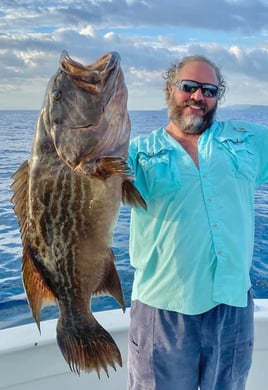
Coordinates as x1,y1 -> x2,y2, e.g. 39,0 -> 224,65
231,338 -> 254,380
137,149 -> 180,200
216,136 -> 255,182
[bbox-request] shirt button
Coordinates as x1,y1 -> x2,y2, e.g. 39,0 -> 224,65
207,198 -> 212,203
217,250 -> 223,256
212,224 -> 218,229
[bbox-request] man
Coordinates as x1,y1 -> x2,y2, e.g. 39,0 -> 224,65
127,55 -> 268,390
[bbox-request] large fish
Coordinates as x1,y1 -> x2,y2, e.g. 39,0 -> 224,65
11,51 -> 146,376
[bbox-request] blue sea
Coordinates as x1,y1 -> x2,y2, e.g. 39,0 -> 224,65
0,108 -> 268,330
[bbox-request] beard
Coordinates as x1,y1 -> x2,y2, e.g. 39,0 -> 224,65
168,97 -> 217,135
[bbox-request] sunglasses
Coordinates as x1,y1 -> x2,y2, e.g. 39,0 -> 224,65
174,79 -> 219,98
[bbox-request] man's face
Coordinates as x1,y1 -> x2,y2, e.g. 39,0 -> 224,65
168,61 -> 219,134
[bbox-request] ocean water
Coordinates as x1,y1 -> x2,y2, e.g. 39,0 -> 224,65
0,108 -> 268,330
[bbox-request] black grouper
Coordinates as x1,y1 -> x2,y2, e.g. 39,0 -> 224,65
11,51 -> 146,377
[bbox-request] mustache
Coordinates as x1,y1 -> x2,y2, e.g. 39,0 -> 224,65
183,99 -> 208,112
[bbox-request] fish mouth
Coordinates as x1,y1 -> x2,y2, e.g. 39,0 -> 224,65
59,51 -> 121,99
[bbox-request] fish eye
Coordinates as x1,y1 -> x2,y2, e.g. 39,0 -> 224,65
53,118 -> 62,125
51,89 -> 62,101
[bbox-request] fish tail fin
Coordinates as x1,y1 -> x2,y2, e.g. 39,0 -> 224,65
56,316 -> 122,377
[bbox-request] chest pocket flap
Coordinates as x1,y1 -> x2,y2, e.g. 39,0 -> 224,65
215,125 -> 255,181
137,147 -> 180,200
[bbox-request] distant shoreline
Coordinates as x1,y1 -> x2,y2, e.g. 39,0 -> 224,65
220,104 -> 268,111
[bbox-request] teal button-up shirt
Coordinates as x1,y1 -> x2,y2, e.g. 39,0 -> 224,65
128,120 -> 268,315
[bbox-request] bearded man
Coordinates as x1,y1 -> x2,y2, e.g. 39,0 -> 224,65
127,55 -> 268,390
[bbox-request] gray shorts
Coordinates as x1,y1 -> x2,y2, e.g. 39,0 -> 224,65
127,291 -> 254,390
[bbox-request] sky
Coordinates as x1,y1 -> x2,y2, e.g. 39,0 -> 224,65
1,0 -> 268,111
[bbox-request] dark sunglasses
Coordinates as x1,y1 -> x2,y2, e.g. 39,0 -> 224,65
174,79 -> 219,98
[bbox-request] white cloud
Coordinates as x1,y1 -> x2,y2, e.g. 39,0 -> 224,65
1,0 -> 268,110
79,26 -> 97,38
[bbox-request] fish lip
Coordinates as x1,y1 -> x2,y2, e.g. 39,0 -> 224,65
59,51 -> 121,84
60,50 -> 120,71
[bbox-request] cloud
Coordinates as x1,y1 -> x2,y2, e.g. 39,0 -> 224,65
2,0 -> 268,33
1,0 -> 268,110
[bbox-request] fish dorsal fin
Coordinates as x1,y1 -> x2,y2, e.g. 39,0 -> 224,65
11,161 -> 29,234
10,161 -> 56,331
122,180 -> 147,209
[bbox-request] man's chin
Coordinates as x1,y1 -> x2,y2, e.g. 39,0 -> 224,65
179,115 -> 205,134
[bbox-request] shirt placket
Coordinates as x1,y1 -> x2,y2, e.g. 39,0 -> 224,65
198,134 -> 225,262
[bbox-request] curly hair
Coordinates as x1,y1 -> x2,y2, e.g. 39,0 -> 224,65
162,55 -> 227,103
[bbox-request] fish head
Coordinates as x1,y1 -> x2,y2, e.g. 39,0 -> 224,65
41,51 -> 130,169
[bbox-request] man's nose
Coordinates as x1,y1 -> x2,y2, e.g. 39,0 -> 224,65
190,87 -> 205,100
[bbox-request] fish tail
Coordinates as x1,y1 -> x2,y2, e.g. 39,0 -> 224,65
56,317 -> 122,377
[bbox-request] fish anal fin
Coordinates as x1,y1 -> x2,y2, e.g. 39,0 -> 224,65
22,249 -> 56,331
122,180 -> 147,209
93,250 -> 126,312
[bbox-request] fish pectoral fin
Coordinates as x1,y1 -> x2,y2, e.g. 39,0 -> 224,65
22,249 -> 56,331
122,180 -> 147,209
91,156 -> 133,180
93,250 -> 126,312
